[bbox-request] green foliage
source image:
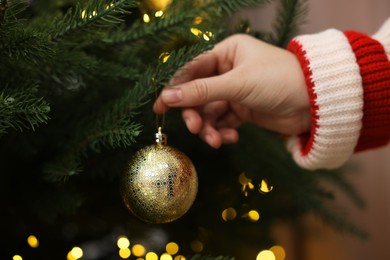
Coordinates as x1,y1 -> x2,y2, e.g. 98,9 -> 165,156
0,0 -> 367,259
0,85 -> 50,135
47,0 -> 138,40
270,0 -> 307,46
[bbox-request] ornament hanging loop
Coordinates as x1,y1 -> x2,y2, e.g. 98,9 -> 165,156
155,126 -> 167,145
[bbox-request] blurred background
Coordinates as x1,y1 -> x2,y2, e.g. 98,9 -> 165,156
239,0 -> 390,259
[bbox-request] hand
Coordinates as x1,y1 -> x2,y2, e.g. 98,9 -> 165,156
153,34 -> 311,148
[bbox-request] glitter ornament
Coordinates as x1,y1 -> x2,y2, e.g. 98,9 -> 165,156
121,128 -> 198,223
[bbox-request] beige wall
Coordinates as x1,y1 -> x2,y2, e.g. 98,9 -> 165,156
238,1 -> 390,259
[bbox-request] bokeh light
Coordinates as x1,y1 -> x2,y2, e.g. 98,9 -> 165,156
145,252 -> 158,260
13,255 -> 22,260
257,250 -> 275,260
143,13 -> 151,23
248,210 -> 260,222
190,240 -> 203,253
159,52 -> 171,63
203,31 -> 213,41
174,255 -> 186,260
259,179 -> 273,193
166,242 -> 179,255
190,27 -> 202,37
154,10 -> 164,17
132,244 -> 146,257
161,253 -> 173,260
119,248 -> 131,259
239,172 -> 255,196
222,207 -> 237,221
67,247 -> 83,260
117,236 -> 130,249
270,245 -> 286,260
27,235 -> 39,248
193,16 -> 203,25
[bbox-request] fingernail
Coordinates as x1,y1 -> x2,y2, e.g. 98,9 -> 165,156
184,117 -> 191,126
162,88 -> 182,103
205,134 -> 213,145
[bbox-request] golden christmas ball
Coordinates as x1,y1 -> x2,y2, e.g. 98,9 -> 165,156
121,128 -> 198,223
141,0 -> 172,11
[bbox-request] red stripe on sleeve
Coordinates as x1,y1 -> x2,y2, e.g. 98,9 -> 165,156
344,31 -> 390,152
287,40 -> 319,156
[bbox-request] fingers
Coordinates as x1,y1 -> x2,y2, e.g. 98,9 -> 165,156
154,37 -> 239,114
181,102 -> 240,148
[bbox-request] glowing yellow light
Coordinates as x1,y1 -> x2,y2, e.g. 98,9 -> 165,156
13,255 -> 23,260
222,207 -> 237,221
270,245 -> 286,260
239,172 -> 251,185
67,251 -> 76,260
203,31 -> 213,41
257,250 -> 275,260
144,0 -> 172,11
193,16 -> 203,25
143,13 -> 151,23
248,210 -> 260,222
27,235 -> 39,248
145,252 -> 158,260
159,52 -> 171,63
259,179 -> 273,194
117,236 -> 130,249
161,253 -> 173,260
92,11 -> 97,17
81,10 -> 87,19
174,256 -> 186,260
166,242 -> 179,255
119,248 -> 131,259
239,172 -> 255,196
132,244 -> 146,257
190,240 -> 203,253
155,10 -> 164,17
190,27 -> 202,37
69,247 -> 83,259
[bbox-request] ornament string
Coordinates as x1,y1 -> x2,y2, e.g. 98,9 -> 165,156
153,77 -> 165,133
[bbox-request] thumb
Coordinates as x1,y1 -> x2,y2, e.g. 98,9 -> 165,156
160,73 -> 238,107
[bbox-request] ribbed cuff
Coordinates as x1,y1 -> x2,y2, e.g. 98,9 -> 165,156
345,31 -> 390,151
287,29 -> 363,170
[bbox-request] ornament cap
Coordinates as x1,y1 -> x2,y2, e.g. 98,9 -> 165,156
155,127 -> 167,145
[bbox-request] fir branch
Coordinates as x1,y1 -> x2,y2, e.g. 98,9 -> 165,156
0,0 -> 6,25
43,156 -> 83,183
1,0 -> 28,24
317,169 -> 366,208
0,85 -> 50,135
270,0 -> 307,47
107,0 -> 271,44
43,42 -> 214,182
0,27 -> 54,68
48,0 -> 138,40
313,203 -> 368,239
84,119 -> 142,153
106,12 -> 196,44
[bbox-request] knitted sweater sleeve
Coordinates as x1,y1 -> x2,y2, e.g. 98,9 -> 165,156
286,18 -> 390,170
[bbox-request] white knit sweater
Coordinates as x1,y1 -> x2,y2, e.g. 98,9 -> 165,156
287,18 -> 390,170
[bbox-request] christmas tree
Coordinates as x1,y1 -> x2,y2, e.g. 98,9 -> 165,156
0,0 -> 366,259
